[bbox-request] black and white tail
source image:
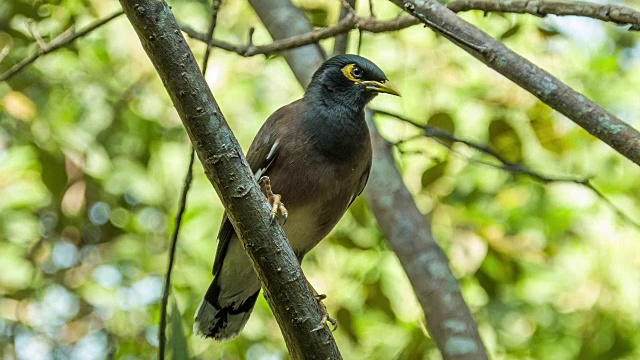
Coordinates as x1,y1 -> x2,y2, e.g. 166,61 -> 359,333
193,279 -> 259,340
194,237 -> 262,340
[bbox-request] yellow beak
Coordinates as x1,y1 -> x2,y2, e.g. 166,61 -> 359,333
363,80 -> 401,96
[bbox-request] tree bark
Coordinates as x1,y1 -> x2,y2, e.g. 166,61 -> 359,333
118,1 -> 341,359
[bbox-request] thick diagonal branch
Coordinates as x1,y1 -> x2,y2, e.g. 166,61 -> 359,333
391,0 -> 640,166
365,115 -> 488,359
118,1 -> 340,359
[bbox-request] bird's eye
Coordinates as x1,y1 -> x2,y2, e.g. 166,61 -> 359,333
351,66 -> 363,79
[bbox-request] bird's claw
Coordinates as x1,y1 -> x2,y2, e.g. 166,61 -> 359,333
269,194 -> 288,224
315,293 -> 338,331
259,176 -> 288,224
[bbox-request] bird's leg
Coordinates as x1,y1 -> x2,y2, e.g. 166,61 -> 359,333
259,176 -> 288,224
304,274 -> 338,331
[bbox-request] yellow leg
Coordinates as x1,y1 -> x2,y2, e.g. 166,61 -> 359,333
259,176 -> 288,224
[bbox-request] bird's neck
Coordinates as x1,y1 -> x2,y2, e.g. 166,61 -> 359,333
301,96 -> 369,161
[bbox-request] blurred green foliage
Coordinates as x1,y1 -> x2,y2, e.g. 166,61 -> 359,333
2,0 -> 640,359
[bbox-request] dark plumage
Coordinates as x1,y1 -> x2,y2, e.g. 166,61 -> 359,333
194,54 -> 399,340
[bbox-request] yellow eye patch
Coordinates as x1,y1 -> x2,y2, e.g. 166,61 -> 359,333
341,64 -> 362,83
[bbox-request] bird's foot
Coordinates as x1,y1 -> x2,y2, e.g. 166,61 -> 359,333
259,176 -> 288,224
314,293 -> 338,331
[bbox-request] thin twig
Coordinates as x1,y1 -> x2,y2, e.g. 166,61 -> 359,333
0,10 -> 124,82
158,149 -> 195,359
374,109 -> 513,165
158,1 -> 221,358
375,109 -> 640,229
356,29 -> 364,55
180,14 -> 419,57
333,0 -> 357,56
26,19 -> 48,50
202,0 -> 222,74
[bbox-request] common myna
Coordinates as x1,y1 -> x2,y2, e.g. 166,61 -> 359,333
194,54 -> 400,340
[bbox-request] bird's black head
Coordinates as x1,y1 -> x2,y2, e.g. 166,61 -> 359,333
305,54 -> 400,112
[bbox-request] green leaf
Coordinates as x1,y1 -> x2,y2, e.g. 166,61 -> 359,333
488,118 -> 522,163
349,196 -> 370,227
38,150 -> 68,199
427,112 -> 455,146
537,24 -> 560,38
528,102 -> 565,154
300,6 -> 329,27
396,328 -> 435,359
335,307 -> 357,343
421,161 -> 448,188
499,24 -> 521,41
169,300 -> 190,360
364,282 -> 395,320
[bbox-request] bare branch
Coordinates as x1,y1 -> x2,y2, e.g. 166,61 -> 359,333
201,0 -> 223,75
392,0 -> 640,167
332,0 -> 357,56
26,19 -> 49,50
0,10 -> 124,82
447,0 -> 640,31
180,14 -> 419,59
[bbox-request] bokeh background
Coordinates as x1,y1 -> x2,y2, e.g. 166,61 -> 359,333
2,0 -> 640,359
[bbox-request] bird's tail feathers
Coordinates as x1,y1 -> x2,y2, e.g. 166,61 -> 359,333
193,280 -> 259,341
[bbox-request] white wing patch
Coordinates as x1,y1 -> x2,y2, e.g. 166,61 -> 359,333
254,140 -> 279,180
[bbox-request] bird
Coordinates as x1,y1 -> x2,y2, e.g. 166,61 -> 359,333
194,54 -> 400,340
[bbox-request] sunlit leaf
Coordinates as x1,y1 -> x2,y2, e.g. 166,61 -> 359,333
38,150 -> 67,198
421,160 -> 447,188
528,102 -> 565,154
427,112 -> 455,146
169,300 -> 191,360
349,196 -> 370,227
3,91 -> 36,122
489,118 -> 522,163
300,6 -> 329,27
499,24 -> 521,41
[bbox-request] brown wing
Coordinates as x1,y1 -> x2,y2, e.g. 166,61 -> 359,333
211,100 -> 302,275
